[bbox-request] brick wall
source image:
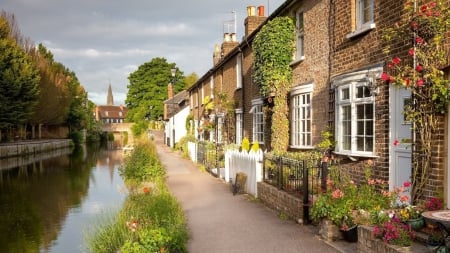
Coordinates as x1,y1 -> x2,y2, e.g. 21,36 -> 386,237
257,182 -> 304,222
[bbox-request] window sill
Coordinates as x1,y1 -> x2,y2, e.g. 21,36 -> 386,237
289,145 -> 314,150
346,23 -> 376,39
290,56 -> 305,66
333,151 -> 379,161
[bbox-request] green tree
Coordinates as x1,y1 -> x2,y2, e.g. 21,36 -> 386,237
0,16 -> 40,140
125,57 -> 185,130
184,72 -> 198,89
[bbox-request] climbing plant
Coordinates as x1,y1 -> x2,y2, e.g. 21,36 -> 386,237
382,0 -> 450,202
252,16 -> 295,153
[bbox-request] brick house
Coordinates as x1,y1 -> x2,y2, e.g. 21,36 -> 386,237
186,0 -> 450,206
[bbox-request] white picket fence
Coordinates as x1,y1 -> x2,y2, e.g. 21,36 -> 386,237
225,149 -> 264,197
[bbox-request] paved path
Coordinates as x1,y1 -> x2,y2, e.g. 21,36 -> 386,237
153,131 -> 343,253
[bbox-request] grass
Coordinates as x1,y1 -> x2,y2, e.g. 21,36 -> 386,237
85,139 -> 188,253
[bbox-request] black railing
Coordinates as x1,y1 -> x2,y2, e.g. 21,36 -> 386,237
196,141 -> 224,177
263,154 -> 328,223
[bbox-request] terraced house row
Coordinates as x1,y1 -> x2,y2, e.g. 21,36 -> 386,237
164,0 -> 450,206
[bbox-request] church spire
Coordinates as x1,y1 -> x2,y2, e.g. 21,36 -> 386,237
107,83 -> 114,105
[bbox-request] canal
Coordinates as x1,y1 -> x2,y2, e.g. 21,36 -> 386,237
0,144 -> 127,253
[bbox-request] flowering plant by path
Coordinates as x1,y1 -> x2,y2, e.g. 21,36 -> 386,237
382,0 -> 450,203
311,166 -> 393,230
424,197 -> 443,211
373,214 -> 415,247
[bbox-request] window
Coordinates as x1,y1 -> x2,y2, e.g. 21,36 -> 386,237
296,11 -> 305,61
235,109 -> 243,145
335,81 -> 374,155
250,99 -> 264,143
357,0 -> 374,29
236,54 -> 242,89
290,84 -> 313,148
210,76 -> 214,98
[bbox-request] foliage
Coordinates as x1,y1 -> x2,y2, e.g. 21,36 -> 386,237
252,16 -> 295,153
311,166 -> 393,230
382,0 -> 450,202
241,137 -> 250,152
317,130 -> 334,152
185,113 -> 194,134
87,140 -> 188,252
119,142 -> 165,184
0,16 -> 40,131
373,215 -> 415,247
183,72 -> 199,89
126,57 -> 185,122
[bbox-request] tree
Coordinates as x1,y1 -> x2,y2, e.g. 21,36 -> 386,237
0,16 -> 40,140
184,72 -> 199,89
125,57 -> 185,123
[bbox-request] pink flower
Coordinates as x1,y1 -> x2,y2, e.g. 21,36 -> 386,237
400,195 -> 410,203
416,79 -> 424,86
420,4 -> 428,13
408,48 -> 415,56
387,63 -> 394,69
403,181 -> 411,187
411,21 -> 419,30
381,72 -> 390,81
332,189 -> 344,199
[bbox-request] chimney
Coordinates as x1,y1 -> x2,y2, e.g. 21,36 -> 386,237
221,35 -> 239,58
168,82 -> 173,99
245,5 -> 266,38
213,44 -> 221,65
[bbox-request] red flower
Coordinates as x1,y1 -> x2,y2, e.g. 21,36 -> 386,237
420,4 -> 428,13
403,181 -> 411,188
393,139 -> 399,146
388,63 -> 394,69
411,21 -> 419,30
389,76 -> 395,83
392,57 -> 401,65
408,48 -> 415,56
415,65 -> 423,72
416,79 -> 424,86
403,78 -> 410,86
429,2 -> 436,8
416,37 -> 424,44
381,72 -> 389,81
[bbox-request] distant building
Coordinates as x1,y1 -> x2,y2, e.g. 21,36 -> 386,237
95,84 -> 127,123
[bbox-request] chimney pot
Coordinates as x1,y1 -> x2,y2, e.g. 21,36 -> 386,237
247,6 -> 256,16
258,6 -> 265,16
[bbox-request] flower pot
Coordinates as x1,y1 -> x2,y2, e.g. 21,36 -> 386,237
406,217 -> 424,231
341,226 -> 358,242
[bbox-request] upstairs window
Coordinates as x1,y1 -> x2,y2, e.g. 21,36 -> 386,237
296,10 -> 305,61
356,0 -> 374,30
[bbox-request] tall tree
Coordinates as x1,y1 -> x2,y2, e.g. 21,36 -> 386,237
0,16 -> 40,139
125,57 -> 185,122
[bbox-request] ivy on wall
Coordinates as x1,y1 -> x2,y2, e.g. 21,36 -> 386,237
252,16 -> 295,152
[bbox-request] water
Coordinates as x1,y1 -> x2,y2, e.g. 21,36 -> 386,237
0,144 -> 127,253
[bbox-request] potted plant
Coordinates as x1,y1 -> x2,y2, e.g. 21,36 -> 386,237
398,205 -> 424,231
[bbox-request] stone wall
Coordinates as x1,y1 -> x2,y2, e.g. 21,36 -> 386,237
257,182 -> 304,222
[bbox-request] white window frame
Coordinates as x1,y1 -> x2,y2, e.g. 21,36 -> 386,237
348,0 -> 376,38
210,76 -> 214,98
333,67 -> 381,157
296,10 -> 305,61
235,109 -> 243,145
250,98 -> 264,144
290,83 -> 313,148
236,54 -> 243,89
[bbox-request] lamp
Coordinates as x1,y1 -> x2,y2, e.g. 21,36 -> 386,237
366,73 -> 379,96
170,66 -> 176,84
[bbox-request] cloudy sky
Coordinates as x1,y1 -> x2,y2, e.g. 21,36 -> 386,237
2,0 -> 285,105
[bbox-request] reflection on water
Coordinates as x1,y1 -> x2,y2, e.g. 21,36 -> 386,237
0,144 -> 127,253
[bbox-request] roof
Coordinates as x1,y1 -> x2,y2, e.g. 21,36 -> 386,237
164,90 -> 189,119
96,105 -> 128,119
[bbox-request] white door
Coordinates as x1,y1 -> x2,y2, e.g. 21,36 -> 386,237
390,86 -> 412,192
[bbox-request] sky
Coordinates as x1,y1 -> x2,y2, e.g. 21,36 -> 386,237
2,0 -> 285,105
